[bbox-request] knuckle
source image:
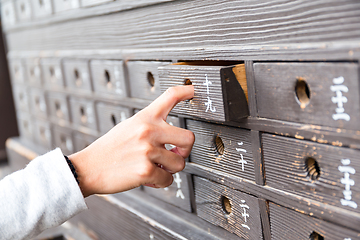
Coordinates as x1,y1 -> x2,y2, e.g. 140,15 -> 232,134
138,124 -> 153,140
137,162 -> 155,179
176,159 -> 186,172
186,130 -> 195,144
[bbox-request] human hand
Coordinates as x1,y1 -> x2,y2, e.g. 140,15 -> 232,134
69,85 -> 195,197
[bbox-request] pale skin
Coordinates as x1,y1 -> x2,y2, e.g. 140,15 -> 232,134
69,85 -> 195,198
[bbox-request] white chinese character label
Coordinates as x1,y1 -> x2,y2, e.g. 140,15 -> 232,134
203,74 -> 216,113
236,142 -> 247,171
239,200 -> 250,230
330,76 -> 350,121
174,173 -> 185,199
338,159 -> 357,209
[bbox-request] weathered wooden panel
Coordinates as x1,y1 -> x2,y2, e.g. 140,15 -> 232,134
31,0 -> 53,18
16,111 -> 34,142
8,59 -> 25,83
80,0 -> 113,7
28,87 -> 47,119
63,59 -> 92,93
47,92 -> 70,125
1,0 -> 16,26
127,61 -> 170,101
263,133 -> 360,214
254,62 -> 360,130
143,171 -> 193,212
73,132 -> 97,152
53,0 -> 80,13
269,203 -> 360,240
15,0 -> 32,21
6,0 -> 360,51
69,97 -> 97,131
41,58 -> 65,89
90,59 -> 126,98
33,118 -> 52,150
187,119 -> 255,182
52,125 -> 74,155
95,102 -> 131,135
194,176 -> 262,239
160,63 -> 248,122
12,85 -> 30,112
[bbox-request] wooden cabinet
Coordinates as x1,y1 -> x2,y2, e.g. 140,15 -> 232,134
3,0 -> 360,239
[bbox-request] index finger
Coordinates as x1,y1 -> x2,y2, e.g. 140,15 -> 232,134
148,85 -> 194,120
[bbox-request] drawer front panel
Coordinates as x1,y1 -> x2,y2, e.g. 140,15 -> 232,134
41,58 -> 64,89
159,64 -> 248,122
143,171 -> 193,212
47,92 -> 70,124
187,119 -> 255,181
263,133 -> 360,213
31,0 -> 52,18
9,59 -> 25,83
194,177 -> 262,239
254,62 -> 359,129
90,60 -> 126,98
1,1 -> 16,26
80,0 -> 113,7
15,0 -> 32,21
52,125 -> 74,155
269,203 -> 360,240
17,111 -> 34,141
33,119 -> 52,149
128,61 -> 170,101
53,0 -> 80,12
96,102 -> 131,135
29,87 -> 47,118
69,97 -> 97,131
74,132 -> 97,152
13,85 -> 30,112
25,58 -> 42,86
63,59 -> 92,92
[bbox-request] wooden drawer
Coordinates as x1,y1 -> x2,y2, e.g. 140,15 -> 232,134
1,1 -> 16,26
17,111 -> 34,142
53,0 -> 80,13
96,102 -> 131,135
90,60 -> 126,98
47,92 -> 70,124
33,119 -> 52,149
80,0 -> 113,7
31,0 -> 52,18
73,132 -> 97,152
25,58 -> 42,86
263,133 -> 360,214
15,0 -> 32,21
8,59 -> 25,83
41,58 -> 65,89
12,85 -> 30,112
143,171 -> 193,212
194,177 -> 262,239
28,87 -> 47,119
69,97 -> 97,131
63,59 -> 92,93
254,62 -> 359,129
52,125 -> 74,155
187,119 -> 255,181
128,61 -> 170,101
159,63 -> 248,122
269,203 -> 360,240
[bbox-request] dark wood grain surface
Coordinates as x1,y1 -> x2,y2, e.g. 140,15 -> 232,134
269,202 -> 360,240
194,176 -> 263,239
6,0 -> 360,51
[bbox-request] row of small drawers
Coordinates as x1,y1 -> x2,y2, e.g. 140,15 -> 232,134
15,88 -> 133,136
17,105 -> 360,218
11,59 -> 360,130
2,0 -> 114,25
9,58 -> 168,101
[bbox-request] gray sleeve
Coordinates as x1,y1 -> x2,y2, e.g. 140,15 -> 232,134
0,148 -> 88,240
